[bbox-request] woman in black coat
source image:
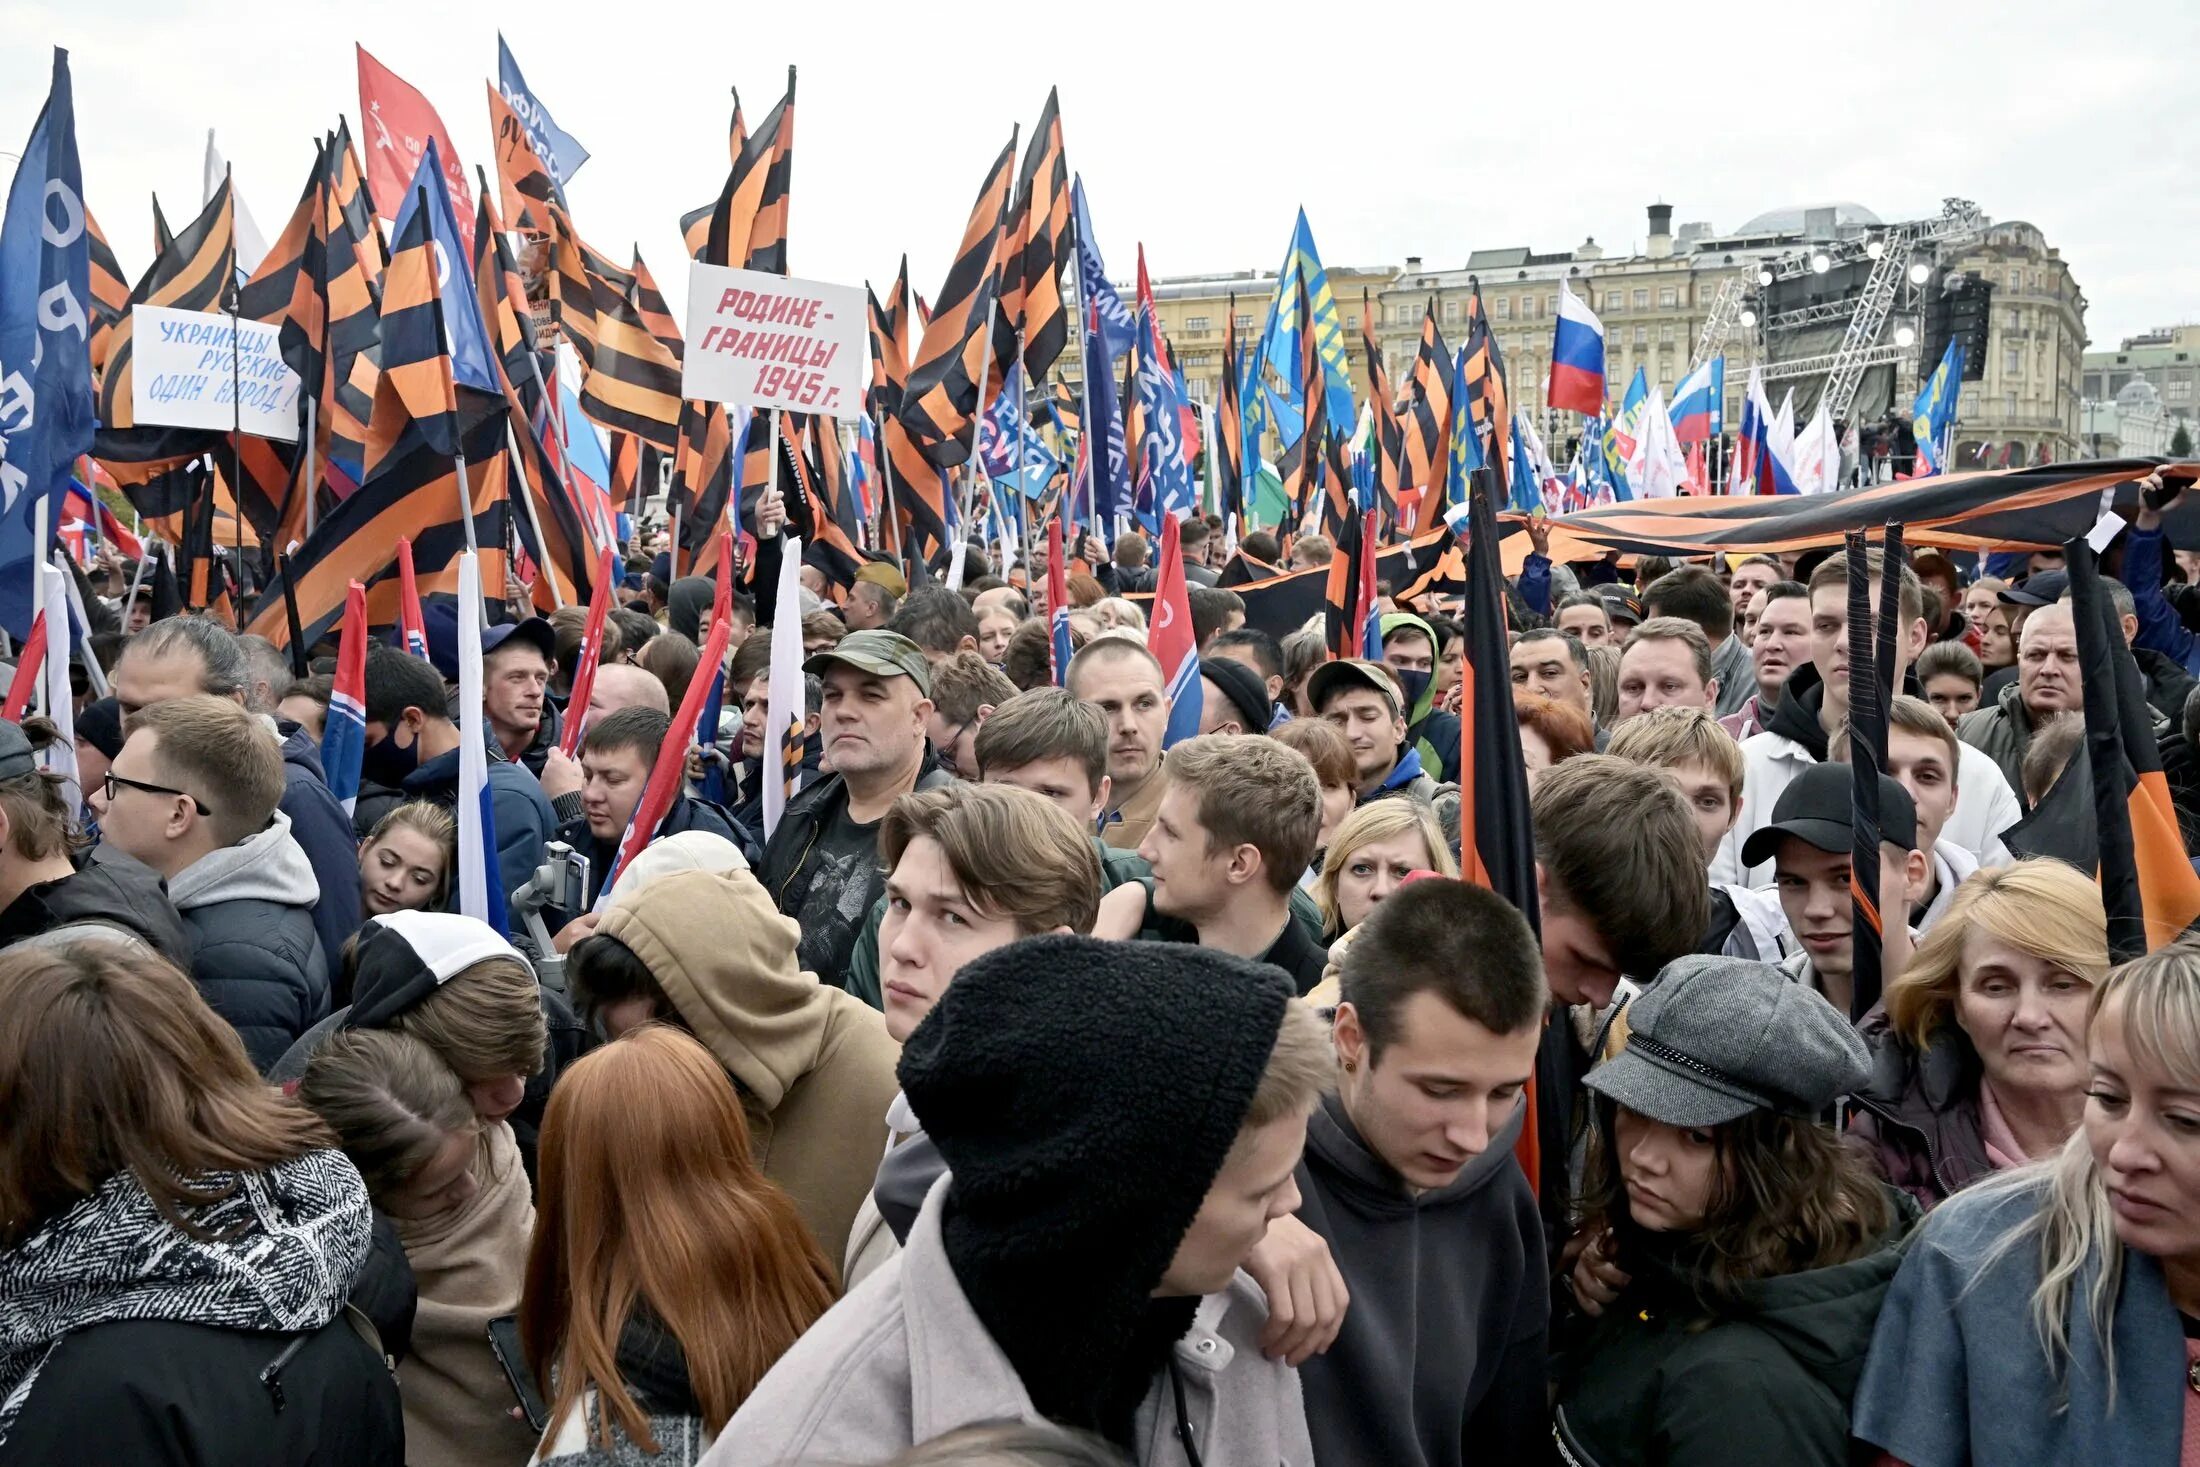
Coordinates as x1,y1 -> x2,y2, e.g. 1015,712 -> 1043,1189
0,941 -> 402,1466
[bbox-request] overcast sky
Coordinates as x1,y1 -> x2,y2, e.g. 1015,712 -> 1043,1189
4,0 -> 2193,350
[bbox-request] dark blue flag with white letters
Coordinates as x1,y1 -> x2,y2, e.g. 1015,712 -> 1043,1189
0,49 -> 93,639
496,35 -> 588,196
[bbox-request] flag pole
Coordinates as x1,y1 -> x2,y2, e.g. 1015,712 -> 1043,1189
301,395 -> 318,537
505,420 -> 567,608
28,496 -> 48,717
1064,195 -> 1099,557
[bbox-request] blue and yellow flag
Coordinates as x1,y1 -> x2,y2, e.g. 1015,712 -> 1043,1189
1912,341 -> 1965,476
1255,209 -> 1355,437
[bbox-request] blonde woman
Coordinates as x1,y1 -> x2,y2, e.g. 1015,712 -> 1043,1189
1314,799 -> 1456,941
1854,941 -> 2200,1465
357,801 -> 457,918
1848,861 -> 2109,1210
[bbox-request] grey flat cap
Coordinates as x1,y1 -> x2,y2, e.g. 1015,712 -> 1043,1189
1585,953 -> 1870,1128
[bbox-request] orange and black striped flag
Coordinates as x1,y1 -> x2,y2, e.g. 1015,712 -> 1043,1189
486,82 -> 558,233
290,128 -> 385,513
152,195 -> 174,255
1460,285 -> 1513,484
1321,414 -> 1355,535
868,258 -> 913,420
475,186 -> 597,609
92,177 -> 236,481
325,120 -> 389,288
681,69 -> 794,272
995,88 -> 1072,383
1403,299 -> 1452,493
2068,531 -> 2200,958
1278,273 -> 1325,524
85,207 -> 130,377
546,203 -> 682,450
1216,297 -> 1244,524
1362,288 -> 1404,525
367,187 -> 463,477
671,398 -> 738,571
629,251 -> 684,363
791,413 -> 863,590
899,132 -> 1016,471
1321,485 -> 1376,658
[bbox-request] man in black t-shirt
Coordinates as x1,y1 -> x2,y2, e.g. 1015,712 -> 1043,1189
756,631 -> 952,990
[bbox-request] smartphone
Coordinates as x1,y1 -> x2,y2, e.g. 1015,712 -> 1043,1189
486,1314 -> 549,1434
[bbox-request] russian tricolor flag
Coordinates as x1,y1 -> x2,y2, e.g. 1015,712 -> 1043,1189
1669,356 -> 1724,446
321,581 -> 368,815
455,553 -> 510,936
1047,517 -> 1073,687
1546,280 -> 1606,416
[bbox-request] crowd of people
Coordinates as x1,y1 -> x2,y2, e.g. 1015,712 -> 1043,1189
7,471 -> 2200,1467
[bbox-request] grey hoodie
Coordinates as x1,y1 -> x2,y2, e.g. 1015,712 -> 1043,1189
1293,1091 -> 1549,1467
167,810 -> 331,1070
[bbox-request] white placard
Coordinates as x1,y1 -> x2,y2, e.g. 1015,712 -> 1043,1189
130,304 -> 302,441
681,263 -> 866,420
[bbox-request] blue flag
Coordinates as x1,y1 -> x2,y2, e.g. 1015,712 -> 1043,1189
1083,301 -> 1131,523
1071,177 -> 1135,363
1132,310 -> 1195,532
496,35 -> 588,195
391,138 -> 498,394
1443,348 -> 1484,510
1255,209 -> 1356,437
0,49 -> 94,640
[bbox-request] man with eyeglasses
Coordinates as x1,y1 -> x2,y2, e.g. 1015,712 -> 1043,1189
922,652 -> 1017,781
93,694 -> 329,1070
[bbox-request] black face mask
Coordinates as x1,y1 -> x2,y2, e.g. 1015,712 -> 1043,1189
1392,666 -> 1433,715
360,725 -> 420,790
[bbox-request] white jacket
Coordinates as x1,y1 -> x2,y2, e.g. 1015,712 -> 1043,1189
1713,732 -> 2020,887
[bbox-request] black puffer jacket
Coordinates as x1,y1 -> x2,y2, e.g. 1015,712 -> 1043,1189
0,846 -> 190,965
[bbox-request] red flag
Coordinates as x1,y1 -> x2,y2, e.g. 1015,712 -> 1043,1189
593,534 -> 736,907
558,546 -> 619,756
396,537 -> 430,661
356,44 -> 474,255
0,616 -> 47,724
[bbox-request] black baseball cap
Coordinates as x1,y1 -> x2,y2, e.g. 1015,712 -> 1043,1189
1740,761 -> 1917,869
2001,570 -> 2069,608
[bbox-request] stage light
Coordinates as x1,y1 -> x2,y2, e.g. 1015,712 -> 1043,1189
1810,252 -> 1831,274
1908,262 -> 1932,285
1895,325 -> 1916,347
1866,239 -> 1886,260
1757,268 -> 1774,287
1739,308 -> 1758,327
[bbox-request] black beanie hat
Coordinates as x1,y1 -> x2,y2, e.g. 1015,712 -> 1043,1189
74,696 -> 123,761
899,934 -> 1293,1442
1199,654 -> 1271,733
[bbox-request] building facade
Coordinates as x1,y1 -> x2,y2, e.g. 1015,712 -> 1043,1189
1939,220 -> 2088,467
2084,324 -> 2200,434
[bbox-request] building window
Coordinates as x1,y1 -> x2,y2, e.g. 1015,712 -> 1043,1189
1495,297 -> 1510,319
1633,289 -> 1650,309
1185,316 -> 1209,333
1659,287 -> 1677,308
1634,325 -> 1648,344
1545,294 -> 1558,315
1445,300 -> 1459,322
1660,323 -> 1676,342
2005,347 -> 2022,376
1345,314 -> 1357,332
1235,313 -> 1253,331
1605,291 -> 1625,312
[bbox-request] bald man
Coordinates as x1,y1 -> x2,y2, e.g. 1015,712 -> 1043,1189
1958,601 -> 2083,796
588,661 -> 673,720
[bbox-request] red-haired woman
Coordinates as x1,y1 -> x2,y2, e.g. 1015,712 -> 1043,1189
520,1024 -> 836,1466
1516,692 -> 1596,791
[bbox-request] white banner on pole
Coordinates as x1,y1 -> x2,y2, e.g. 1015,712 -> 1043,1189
129,304 -> 301,441
681,264 -> 865,420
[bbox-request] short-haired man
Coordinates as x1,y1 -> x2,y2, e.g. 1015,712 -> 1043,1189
478,617 -> 562,775
1832,694 -> 1979,933
582,660 -> 670,721
715,632 -> 822,835
546,706 -> 754,936
1180,516 -> 1221,585
114,617 -> 361,971
1958,600 -> 2087,797
1189,584 -> 1248,650
1728,554 -> 1783,614
1741,761 -> 1927,1018
758,630 -> 952,988
1554,592 -> 1614,650
1721,580 -> 1809,739
1717,549 -> 2020,886
1509,628 -> 1595,730
1297,880 -> 1552,1465
970,584 -> 1029,621
1645,564 -> 1752,718
706,937 -> 1330,1467
844,577 -> 898,632
888,586 -> 980,663
96,695 -> 327,1068
1291,533 -> 1336,570
1099,529 -> 1156,594
1207,627 -> 1287,724
1066,637 -> 1172,849
1137,732 -> 1328,993
1526,754 -> 1708,1240
1616,617 -> 1719,723
1310,660 -> 1443,804
1379,612 -> 1463,783
1605,707 -> 1789,963
354,644 -> 558,922
924,650 -> 1017,778
847,783 -> 1108,1280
